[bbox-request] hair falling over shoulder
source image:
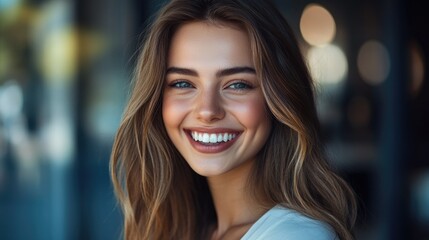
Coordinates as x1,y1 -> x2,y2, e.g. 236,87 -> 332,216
110,0 -> 357,239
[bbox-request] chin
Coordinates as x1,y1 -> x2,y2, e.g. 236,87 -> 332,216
188,163 -> 229,177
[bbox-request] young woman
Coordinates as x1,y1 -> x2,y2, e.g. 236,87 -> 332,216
110,0 -> 357,239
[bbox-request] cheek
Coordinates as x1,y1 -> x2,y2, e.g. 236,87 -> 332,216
229,96 -> 271,129
162,96 -> 190,129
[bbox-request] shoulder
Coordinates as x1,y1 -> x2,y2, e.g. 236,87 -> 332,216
242,206 -> 338,240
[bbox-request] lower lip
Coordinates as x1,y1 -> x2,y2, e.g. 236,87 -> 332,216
186,132 -> 240,154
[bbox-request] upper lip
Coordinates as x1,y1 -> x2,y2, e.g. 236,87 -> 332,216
184,127 -> 242,134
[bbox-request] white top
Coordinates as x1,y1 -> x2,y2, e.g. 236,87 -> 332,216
241,205 -> 338,240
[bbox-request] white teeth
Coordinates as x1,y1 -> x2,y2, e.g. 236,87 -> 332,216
202,133 -> 209,142
223,133 -> 228,142
209,134 -> 217,143
190,131 -> 237,143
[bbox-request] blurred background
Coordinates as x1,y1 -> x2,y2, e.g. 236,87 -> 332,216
0,0 -> 427,239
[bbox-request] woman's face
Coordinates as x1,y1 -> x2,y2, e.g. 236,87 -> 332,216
162,21 -> 271,177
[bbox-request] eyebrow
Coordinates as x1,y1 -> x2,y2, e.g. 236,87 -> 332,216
166,66 -> 256,78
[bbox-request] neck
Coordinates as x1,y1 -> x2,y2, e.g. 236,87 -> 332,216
207,160 -> 267,239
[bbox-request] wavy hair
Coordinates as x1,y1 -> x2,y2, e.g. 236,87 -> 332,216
110,0 -> 357,239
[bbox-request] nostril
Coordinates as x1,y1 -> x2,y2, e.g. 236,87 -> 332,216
195,95 -> 225,121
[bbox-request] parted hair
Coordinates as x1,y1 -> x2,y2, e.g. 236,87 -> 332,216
110,0 -> 357,239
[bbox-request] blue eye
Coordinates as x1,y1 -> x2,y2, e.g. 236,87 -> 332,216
228,81 -> 252,90
170,81 -> 193,88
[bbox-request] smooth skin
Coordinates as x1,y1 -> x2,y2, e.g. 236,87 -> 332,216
162,21 -> 272,239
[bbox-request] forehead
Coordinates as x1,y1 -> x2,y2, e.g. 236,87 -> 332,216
167,21 -> 254,69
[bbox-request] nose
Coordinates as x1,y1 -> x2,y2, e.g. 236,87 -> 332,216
195,89 -> 225,123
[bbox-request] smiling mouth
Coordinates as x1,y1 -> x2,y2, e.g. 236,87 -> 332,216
190,131 -> 237,144
184,129 -> 240,153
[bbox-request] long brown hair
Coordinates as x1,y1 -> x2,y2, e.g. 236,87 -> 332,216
110,0 -> 357,239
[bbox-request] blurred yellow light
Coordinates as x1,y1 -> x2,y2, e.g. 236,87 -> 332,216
357,40 -> 390,85
410,42 -> 425,96
300,4 -> 336,46
32,1 -> 77,84
40,27 -> 78,83
307,44 -> 348,85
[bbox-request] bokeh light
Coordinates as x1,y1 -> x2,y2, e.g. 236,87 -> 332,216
357,40 -> 391,85
39,27 -> 78,82
307,44 -> 348,85
0,81 -> 23,120
409,41 -> 425,96
32,1 -> 77,83
300,4 -> 336,46
41,118 -> 74,165
412,172 -> 429,223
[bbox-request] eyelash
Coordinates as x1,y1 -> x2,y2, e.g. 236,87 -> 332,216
167,80 -> 254,90
226,80 -> 254,90
168,80 -> 194,88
